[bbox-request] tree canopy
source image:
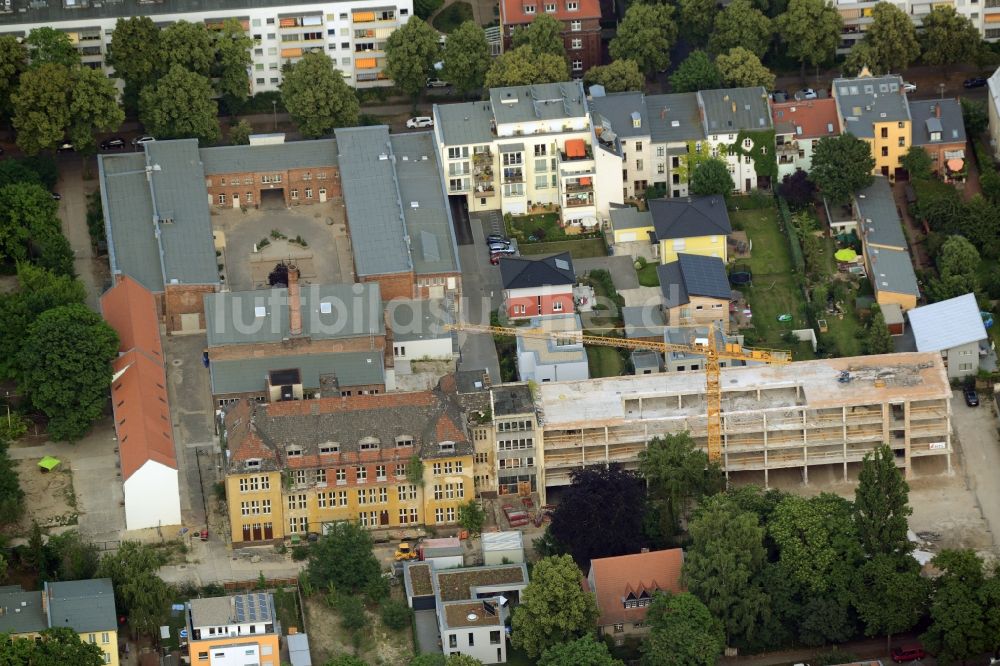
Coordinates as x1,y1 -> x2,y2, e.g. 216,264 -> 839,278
669,51 -> 721,93
215,18 -> 254,112
0,627 -> 105,666
922,550 -> 990,664
107,17 -> 162,113
537,634 -> 624,666
281,52 -> 360,138
920,6 -> 981,68
679,0 -> 719,46
307,521 -> 381,593
864,304 -> 894,355
511,14 -> 566,57
900,146 -> 933,181
96,541 -> 171,638
864,2 -> 920,74
0,439 -> 24,527
139,65 -> 220,143
26,28 -> 80,68
642,593 -> 726,666
854,443 -> 912,559
708,0 -> 772,58
716,47 -> 775,90
927,235 -> 980,302
159,20 -> 216,76
584,60 -> 646,93
775,0 -> 842,75
442,21 -> 491,97
0,183 -> 71,276
609,3 -> 677,76
484,45 -> 570,89
810,133 -> 875,203
0,36 -> 28,120
690,158 -> 735,197
385,17 -> 440,98
510,555 -> 599,658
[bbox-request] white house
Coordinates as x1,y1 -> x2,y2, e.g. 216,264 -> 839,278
386,298 -> 455,366
907,293 -> 990,379
989,67 -> 1000,162
696,87 -> 774,193
515,314 -> 589,383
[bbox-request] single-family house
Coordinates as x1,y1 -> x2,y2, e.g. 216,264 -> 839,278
907,293 -> 989,379
649,196 -> 731,264
515,314 -> 589,383
657,254 -> 731,331
500,252 -> 576,320
771,98 -> 839,179
187,593 -> 281,666
586,549 -> 684,643
909,100 -> 967,182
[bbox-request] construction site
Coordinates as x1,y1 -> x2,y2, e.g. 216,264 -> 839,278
537,352 -> 952,492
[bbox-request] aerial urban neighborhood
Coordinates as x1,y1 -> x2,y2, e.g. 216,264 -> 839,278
5,0 -> 1000,664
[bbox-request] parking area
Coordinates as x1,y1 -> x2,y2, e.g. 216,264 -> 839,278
950,391 -> 1000,551
456,212 -> 503,381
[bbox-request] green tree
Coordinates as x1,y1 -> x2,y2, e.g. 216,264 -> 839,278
864,303 -> 894,355
139,65 -> 220,143
385,17 -> 440,99
484,45 -> 569,88
26,28 -> 80,68
708,0 -> 772,58
96,541 -> 171,638
457,500 -> 485,535
510,555 -> 599,658
18,304 -> 117,440
379,599 -> 412,631
775,0 -> 842,77
0,627 -> 105,665
160,20 -> 216,76
308,521 -> 381,593
68,66 -> 126,154
679,0 -> 718,46
48,530 -> 100,581
0,440 -> 24,527
900,146 -> 933,180
668,50 -> 721,93
716,47 -> 775,89
512,13 -> 566,56
0,183 -> 63,267
324,656 -> 368,666
107,17 -> 162,114
639,432 -> 723,541
642,593 -> 725,666
927,235 -> 980,302
538,635 -> 623,666
442,21 -> 491,98
609,3 -> 677,77
922,550 -> 989,664
810,133 -> 874,203
683,495 -> 768,648
843,41 -> 877,77
920,6 -> 981,68
11,63 -> 72,155
690,158 -> 735,196
444,657 -> 483,666
960,194 -> 1000,259
866,2 -> 920,74
854,553 -> 929,650
0,36 -> 28,119
854,443 -> 912,558
215,18 -> 254,113
281,52 -> 360,138
584,60 -> 646,93
229,119 -> 253,145
962,98 -> 989,138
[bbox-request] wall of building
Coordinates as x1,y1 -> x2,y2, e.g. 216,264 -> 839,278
361,272 -> 416,301
393,337 -> 454,361
920,141 -> 966,178
165,284 -> 217,334
870,120 -> 911,180
443,625 -> 507,664
945,342 -> 980,379
189,635 -> 280,666
872,287 -> 917,312
123,463 -> 182,530
664,296 -> 728,330
226,471 -> 284,545
205,166 -> 342,209
517,351 -> 589,383
658,234 -> 727,264
505,286 -> 574,319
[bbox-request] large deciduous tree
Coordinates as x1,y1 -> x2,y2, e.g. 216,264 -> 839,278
609,3 -> 677,77
669,51 -> 721,93
538,635 -> 624,666
385,17 -> 440,99
900,145 -> 933,181
679,0 -> 719,46
97,541 -> 171,639
865,2 -> 920,74
810,132 -> 874,203
0,439 -> 25,527
922,550 -> 990,664
708,0 -> 772,59
854,553 -> 929,650
0,36 -> 28,120
549,465 -> 647,566
442,21 -> 491,98
107,17 -> 162,114
690,158 -> 735,197
307,521 -> 381,593
214,18 -> 254,113
854,443 -> 912,558
775,0 -> 842,77
920,6 -> 981,68
281,52 -> 359,138
510,555 -> 599,658
716,47 -> 775,90
1,627 -> 105,665
68,66 -> 126,154
159,20 -> 216,76
927,235 -> 980,302
642,593 -> 725,666
484,45 -> 569,88
0,183 -> 65,270
584,60 -> 645,93
25,28 -> 81,68
511,14 -> 566,57
139,65 -> 221,143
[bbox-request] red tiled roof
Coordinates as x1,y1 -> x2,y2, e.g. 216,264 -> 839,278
263,391 -> 436,418
100,276 -> 162,359
587,549 -> 684,626
501,0 -> 600,26
435,412 -> 466,443
771,99 -> 839,140
111,350 -> 176,480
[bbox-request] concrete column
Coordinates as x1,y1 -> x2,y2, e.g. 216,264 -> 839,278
842,406 -> 848,481
903,400 -> 913,480
802,410 -> 809,485
762,413 -> 769,489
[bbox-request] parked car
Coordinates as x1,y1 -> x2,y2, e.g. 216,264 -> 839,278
426,78 -> 450,88
132,135 -> 155,146
964,77 -> 988,88
50,192 -> 62,201
964,387 -> 980,407
100,137 -> 126,150
488,240 -> 514,252
490,245 -> 517,256
406,116 -> 434,129
56,141 -> 74,152
486,234 -> 509,244
902,82 -> 916,93
890,645 -> 926,662
795,88 -> 817,100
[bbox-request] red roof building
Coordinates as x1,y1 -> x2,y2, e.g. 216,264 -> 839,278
771,98 -> 839,179
499,0 -> 603,76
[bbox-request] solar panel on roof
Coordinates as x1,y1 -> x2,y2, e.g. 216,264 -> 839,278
554,258 -> 569,270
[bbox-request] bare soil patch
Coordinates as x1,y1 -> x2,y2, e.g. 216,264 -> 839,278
9,459 -> 77,533
303,588 -> 413,666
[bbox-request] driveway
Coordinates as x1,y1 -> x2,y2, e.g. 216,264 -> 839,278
55,155 -> 108,309
413,610 -> 442,654
456,211 -> 502,382
950,391 -> 1000,551
573,255 -> 640,290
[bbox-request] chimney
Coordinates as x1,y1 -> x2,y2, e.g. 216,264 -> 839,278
660,108 -> 666,120
288,265 -> 302,336
935,103 -> 941,118
732,101 -> 737,114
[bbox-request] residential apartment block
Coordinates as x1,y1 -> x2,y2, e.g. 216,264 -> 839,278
833,71 -> 912,181
223,389 -> 474,545
772,98 -> 839,179
499,0 -> 602,76
834,0 -> 994,54
0,0 -> 412,90
186,592 -> 280,666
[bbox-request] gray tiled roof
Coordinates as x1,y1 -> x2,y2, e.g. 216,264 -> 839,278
589,92 -> 649,139
435,102 -> 495,146
0,587 -> 47,634
649,196 -> 732,240
47,579 -> 117,634
200,139 -> 338,174
335,126 -> 411,277
657,254 -> 730,307
909,100 -> 966,146
500,252 -> 575,289
866,245 -> 920,298
610,206 -> 653,231
210,351 -> 385,395
833,74 -> 910,139
489,82 -> 588,126
855,177 -> 907,249
99,152 -> 163,291
646,93 -> 705,144
697,87 -> 772,134
205,283 -> 383,346
390,132 -> 461,276
386,298 -> 454,342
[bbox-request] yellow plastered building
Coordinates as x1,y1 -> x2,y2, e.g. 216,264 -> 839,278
610,196 -> 731,264
833,70 -> 912,182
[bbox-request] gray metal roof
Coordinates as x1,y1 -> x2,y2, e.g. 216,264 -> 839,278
99,152 -> 164,291
610,206 -> 653,231
833,74 -> 910,139
646,93 -> 705,144
855,177 -> 907,249
335,126 -> 412,277
210,350 -> 385,395
589,92 -> 649,139
205,283 -> 383,346
287,633 -> 313,666
623,306 -> 666,339
631,349 -> 662,369
909,99 -> 966,146
697,87 -> 772,135
657,253 -> 730,307
649,196 -> 732,240
866,245 -> 920,298
0,0 -> 364,25
190,593 -> 275,629
47,579 -> 117,634
435,102 -> 495,146
386,298 -> 454,342
390,132 -> 461,276
481,530 -> 523,551
489,82 -> 588,126
200,139 -> 338,175
907,293 -> 986,352
0,587 -> 47,634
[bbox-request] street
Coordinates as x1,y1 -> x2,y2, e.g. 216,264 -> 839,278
457,211 -> 503,382
54,154 -> 107,310
950,390 -> 1000,550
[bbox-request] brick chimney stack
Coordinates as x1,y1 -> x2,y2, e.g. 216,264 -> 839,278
935,103 -> 941,119
288,264 -> 302,336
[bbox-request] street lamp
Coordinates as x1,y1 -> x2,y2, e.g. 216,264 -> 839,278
272,100 -> 278,131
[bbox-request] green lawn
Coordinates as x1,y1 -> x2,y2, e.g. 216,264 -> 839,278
431,1 -> 472,32
519,238 -> 607,259
586,345 -> 624,377
508,213 -> 565,242
636,263 -> 659,287
731,209 -> 794,276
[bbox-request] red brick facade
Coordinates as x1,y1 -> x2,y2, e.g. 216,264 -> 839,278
500,0 -> 604,75
205,166 -> 342,209
506,290 -> 574,319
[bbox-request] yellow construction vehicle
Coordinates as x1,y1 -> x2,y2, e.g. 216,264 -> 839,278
394,541 -> 418,561
448,322 -> 791,462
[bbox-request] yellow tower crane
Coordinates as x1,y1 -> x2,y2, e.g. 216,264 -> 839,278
449,322 -> 792,462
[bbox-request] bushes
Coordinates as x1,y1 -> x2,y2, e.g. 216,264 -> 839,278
975,139 -> 1000,206
776,197 -> 805,273
380,599 -> 412,630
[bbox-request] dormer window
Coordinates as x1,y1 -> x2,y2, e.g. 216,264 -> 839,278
319,442 -> 339,454
359,437 -> 380,451
245,459 -> 261,469
396,436 -> 414,448
286,446 -> 302,458
439,440 -> 455,452
930,131 -> 941,141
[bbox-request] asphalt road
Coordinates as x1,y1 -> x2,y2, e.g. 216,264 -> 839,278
456,211 -> 503,382
950,390 -> 1000,550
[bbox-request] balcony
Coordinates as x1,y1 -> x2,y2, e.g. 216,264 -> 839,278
564,179 -> 592,194
473,150 -> 493,166
474,185 -> 496,197
502,168 -> 524,184
564,193 -> 594,208
559,145 -> 593,161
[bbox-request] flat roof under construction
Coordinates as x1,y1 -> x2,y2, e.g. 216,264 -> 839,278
538,352 -> 949,427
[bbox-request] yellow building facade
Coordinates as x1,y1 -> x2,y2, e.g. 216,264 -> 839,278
658,233 -> 728,264
833,70 -> 912,182
869,119 -> 911,180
